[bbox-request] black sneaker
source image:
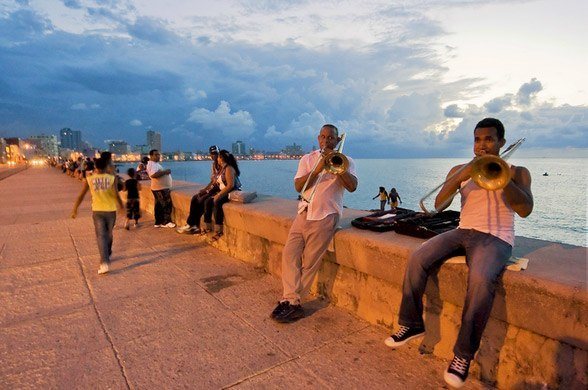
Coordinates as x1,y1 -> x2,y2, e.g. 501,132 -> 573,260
444,355 -> 471,388
270,301 -> 290,319
273,303 -> 304,323
384,325 -> 425,348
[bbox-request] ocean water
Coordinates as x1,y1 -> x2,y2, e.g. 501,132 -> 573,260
119,158 -> 587,247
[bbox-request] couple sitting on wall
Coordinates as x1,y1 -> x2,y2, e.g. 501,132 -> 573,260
176,146 -> 241,241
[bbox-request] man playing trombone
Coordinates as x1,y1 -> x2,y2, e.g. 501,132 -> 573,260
384,118 -> 533,388
270,124 -> 358,323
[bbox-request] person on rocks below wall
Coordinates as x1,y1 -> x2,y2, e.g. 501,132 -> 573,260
270,124 -> 357,324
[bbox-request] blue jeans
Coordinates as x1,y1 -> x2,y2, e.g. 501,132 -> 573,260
398,228 -> 512,360
92,211 -> 116,265
203,193 -> 230,231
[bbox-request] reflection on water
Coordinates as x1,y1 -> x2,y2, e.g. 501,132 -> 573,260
118,158 -> 587,247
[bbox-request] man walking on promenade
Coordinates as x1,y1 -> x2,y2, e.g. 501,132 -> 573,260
384,118 -> 533,388
71,157 -> 124,275
270,124 -> 358,323
147,149 -> 175,228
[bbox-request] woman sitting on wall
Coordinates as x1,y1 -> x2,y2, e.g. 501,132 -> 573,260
202,149 -> 241,241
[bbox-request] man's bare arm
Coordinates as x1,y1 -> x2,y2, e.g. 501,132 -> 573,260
503,166 -> 533,217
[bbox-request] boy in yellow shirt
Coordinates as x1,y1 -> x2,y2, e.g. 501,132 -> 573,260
71,157 -> 124,274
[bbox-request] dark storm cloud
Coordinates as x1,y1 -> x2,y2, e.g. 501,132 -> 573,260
0,9 -> 53,44
444,104 -> 464,118
517,77 -> 543,105
126,17 -> 180,44
484,95 -> 513,113
62,0 -> 83,10
0,3 -> 585,157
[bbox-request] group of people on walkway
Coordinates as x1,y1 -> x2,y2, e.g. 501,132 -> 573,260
68,118 -> 533,389
69,147 -> 242,272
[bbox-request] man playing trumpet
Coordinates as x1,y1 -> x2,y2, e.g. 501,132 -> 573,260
385,118 -> 533,388
270,124 -> 358,323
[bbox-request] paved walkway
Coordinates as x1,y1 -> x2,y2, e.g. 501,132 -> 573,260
0,167 -> 489,389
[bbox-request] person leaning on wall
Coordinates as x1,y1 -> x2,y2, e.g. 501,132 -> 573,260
270,124 -> 358,323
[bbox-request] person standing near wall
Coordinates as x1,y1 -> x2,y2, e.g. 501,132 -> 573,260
71,157 -> 124,275
147,149 -> 175,228
270,124 -> 358,323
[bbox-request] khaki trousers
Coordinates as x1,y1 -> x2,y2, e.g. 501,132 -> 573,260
281,211 -> 339,304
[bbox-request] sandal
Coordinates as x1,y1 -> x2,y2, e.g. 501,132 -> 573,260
211,232 -> 223,241
200,228 -> 211,236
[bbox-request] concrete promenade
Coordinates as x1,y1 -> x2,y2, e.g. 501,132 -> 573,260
0,167 -> 488,389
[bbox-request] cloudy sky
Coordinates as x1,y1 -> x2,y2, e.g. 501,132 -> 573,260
0,0 -> 586,157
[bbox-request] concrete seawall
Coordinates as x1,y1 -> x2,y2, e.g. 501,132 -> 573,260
134,178 -> 586,389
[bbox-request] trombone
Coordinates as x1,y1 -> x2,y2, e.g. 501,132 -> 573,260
419,138 -> 525,215
299,133 -> 349,204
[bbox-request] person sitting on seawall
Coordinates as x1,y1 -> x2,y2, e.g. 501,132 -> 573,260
372,186 -> 388,210
177,145 -> 222,235
388,187 -> 402,209
384,118 -> 533,389
201,149 -> 241,241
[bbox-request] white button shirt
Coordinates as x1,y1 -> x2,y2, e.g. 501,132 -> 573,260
296,150 -> 356,221
147,161 -> 173,191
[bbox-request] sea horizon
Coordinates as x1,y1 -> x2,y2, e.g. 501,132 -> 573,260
117,156 -> 587,248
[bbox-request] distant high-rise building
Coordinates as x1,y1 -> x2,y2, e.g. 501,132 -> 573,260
28,134 -> 59,157
133,144 -> 150,154
59,128 -> 82,150
106,140 -> 131,156
282,142 -> 304,156
232,140 -> 246,156
147,130 -> 162,152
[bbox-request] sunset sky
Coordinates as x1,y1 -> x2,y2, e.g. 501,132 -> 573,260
1,0 -> 586,157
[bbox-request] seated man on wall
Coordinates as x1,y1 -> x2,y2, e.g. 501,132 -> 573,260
384,118 -> 533,388
270,124 -> 357,323
176,145 -> 222,234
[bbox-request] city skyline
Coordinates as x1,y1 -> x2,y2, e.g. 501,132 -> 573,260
0,0 -> 586,158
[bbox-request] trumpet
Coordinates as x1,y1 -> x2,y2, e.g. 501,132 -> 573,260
323,134 -> 349,175
299,133 -> 348,204
419,138 -> 525,215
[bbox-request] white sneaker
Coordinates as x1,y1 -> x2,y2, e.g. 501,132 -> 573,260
154,224 -> 162,228
176,224 -> 192,233
163,222 -> 176,228
98,263 -> 110,275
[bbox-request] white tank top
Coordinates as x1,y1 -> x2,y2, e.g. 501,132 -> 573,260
458,179 -> 515,246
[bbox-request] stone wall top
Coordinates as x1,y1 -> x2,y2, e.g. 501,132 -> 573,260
137,178 -> 588,351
